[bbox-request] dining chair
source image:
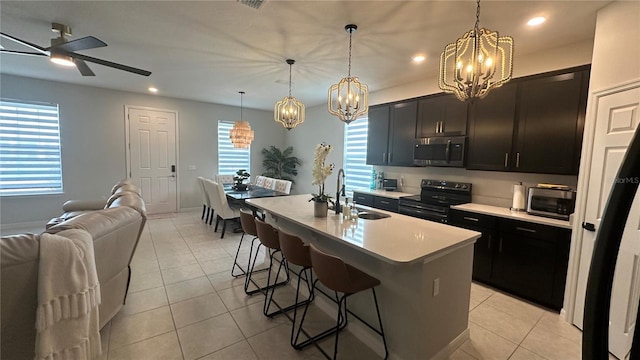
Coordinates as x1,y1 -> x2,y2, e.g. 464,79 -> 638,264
203,178 -> 220,226
197,176 -> 212,223
263,177 -> 277,190
274,179 -> 292,194
215,174 -> 235,186
210,180 -> 241,238
255,176 -> 267,187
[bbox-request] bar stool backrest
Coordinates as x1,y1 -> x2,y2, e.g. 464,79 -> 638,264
278,229 -> 311,268
309,244 -> 351,294
254,218 -> 280,250
240,209 -> 258,237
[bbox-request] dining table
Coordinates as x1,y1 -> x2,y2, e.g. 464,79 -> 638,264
224,184 -> 289,219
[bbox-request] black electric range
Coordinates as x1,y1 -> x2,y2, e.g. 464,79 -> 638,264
398,179 -> 472,223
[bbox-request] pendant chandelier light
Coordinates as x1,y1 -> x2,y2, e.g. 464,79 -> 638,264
274,59 -> 305,130
328,24 -> 369,124
229,91 -> 254,149
438,0 -> 514,102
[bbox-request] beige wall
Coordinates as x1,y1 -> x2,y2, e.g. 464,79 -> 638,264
0,75 -> 286,226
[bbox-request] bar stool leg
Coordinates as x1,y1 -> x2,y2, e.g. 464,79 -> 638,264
244,242 -> 263,294
244,246 -> 290,296
371,288 -> 389,360
291,268 -> 314,347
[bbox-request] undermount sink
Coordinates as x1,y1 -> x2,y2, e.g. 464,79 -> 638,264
357,211 -> 391,220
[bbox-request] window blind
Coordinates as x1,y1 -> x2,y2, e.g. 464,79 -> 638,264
217,120 -> 250,175
343,117 -> 372,198
0,99 -> 63,196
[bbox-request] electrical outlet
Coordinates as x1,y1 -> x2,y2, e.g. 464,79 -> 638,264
433,278 -> 440,296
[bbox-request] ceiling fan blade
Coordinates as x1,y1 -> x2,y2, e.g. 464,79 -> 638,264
48,36 -> 107,53
0,49 -> 48,57
69,52 -> 151,76
74,59 -> 95,76
0,32 -> 49,55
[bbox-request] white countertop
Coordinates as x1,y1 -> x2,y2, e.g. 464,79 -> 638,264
351,188 -> 416,199
247,194 -> 480,264
451,203 -> 573,229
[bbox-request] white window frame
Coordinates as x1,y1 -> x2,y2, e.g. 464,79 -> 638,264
217,120 -> 251,175
343,116 -> 372,198
0,99 -> 63,196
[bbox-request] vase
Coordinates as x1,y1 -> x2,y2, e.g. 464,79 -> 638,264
234,183 -> 248,191
313,200 -> 328,218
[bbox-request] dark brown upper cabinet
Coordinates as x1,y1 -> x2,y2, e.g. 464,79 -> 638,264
466,66 -> 589,175
417,93 -> 468,138
366,100 -> 417,166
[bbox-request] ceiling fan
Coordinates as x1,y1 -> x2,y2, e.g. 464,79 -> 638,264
0,22 -> 151,77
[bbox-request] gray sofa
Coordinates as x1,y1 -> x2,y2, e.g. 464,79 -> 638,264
1,181 -> 147,359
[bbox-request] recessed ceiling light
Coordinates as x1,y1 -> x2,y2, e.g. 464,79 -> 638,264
412,55 -> 426,63
527,16 -> 546,26
148,87 -> 158,93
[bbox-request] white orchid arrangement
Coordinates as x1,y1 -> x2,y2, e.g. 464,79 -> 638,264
310,142 -> 334,203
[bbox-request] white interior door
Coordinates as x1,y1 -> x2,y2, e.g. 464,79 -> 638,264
127,107 -> 178,214
573,85 -> 640,359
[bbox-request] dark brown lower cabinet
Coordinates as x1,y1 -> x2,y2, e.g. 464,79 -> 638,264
449,209 -> 571,310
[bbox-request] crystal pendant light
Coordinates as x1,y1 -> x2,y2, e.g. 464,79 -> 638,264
439,0 -> 514,102
328,24 -> 369,124
229,91 -> 254,149
274,59 -> 305,130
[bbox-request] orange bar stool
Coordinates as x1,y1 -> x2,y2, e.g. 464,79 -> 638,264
275,229 -> 315,346
300,244 -> 388,360
247,218 -> 290,301
232,209 -> 259,278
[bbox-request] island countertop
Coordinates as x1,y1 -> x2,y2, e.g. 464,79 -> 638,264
246,194 -> 480,264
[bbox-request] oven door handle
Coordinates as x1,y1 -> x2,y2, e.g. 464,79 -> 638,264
402,203 -> 447,213
445,139 -> 452,163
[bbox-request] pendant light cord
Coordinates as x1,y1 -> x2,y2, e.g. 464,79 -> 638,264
347,29 -> 353,78
475,0 -> 481,30
288,63 -> 293,98
239,91 -> 244,120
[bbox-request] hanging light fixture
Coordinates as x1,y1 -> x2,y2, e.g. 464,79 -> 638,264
229,91 -> 254,149
328,24 -> 369,124
438,0 -> 514,102
274,59 -> 305,130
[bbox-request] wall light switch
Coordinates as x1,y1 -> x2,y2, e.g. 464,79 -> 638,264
188,165 -> 196,171
433,278 -> 440,297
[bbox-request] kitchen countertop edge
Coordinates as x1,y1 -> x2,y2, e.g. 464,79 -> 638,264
451,203 -> 573,229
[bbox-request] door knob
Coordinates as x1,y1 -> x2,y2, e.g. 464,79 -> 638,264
582,222 -> 596,232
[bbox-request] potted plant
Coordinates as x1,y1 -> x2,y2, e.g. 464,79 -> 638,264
261,146 -> 301,184
309,143 -> 334,217
233,169 -> 250,191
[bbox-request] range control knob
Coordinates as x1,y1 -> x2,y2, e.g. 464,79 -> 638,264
426,181 -> 432,186
461,184 -> 468,189
455,184 -> 461,189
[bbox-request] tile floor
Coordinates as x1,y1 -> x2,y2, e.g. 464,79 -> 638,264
11,210 -> 598,359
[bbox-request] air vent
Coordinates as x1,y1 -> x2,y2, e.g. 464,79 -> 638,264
237,0 -> 265,9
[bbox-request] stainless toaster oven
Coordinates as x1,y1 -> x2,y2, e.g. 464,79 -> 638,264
526,187 -> 576,220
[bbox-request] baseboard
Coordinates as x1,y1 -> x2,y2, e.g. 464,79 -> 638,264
180,206 -> 201,212
429,328 -> 470,360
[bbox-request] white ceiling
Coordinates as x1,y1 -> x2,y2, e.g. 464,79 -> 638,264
0,0 -> 610,110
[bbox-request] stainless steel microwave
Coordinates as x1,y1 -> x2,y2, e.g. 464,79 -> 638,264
413,136 -> 466,167
527,187 -> 576,220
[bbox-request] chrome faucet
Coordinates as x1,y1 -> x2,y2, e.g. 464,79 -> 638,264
335,168 -> 346,214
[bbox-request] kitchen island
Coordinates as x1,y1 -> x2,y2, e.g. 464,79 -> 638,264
246,194 -> 481,360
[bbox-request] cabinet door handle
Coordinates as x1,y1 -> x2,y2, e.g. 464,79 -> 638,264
487,234 -> 492,249
380,200 -> 390,205
435,122 -> 439,134
382,153 -> 386,163
516,152 -> 520,168
389,152 -> 393,162
499,236 -> 503,253
516,226 -> 536,233
504,153 -> 509,167
440,121 -> 444,133
463,216 -> 479,222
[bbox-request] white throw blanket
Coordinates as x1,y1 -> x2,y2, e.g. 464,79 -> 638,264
35,230 -> 102,360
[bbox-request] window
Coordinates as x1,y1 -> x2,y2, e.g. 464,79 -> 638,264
217,120 -> 250,175
0,99 -> 63,196
343,117 -> 372,197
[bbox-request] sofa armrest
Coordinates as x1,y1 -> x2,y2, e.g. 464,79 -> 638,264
62,199 -> 107,212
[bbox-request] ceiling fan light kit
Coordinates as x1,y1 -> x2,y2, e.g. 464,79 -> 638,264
274,59 -> 305,130
0,22 -> 151,77
328,24 -> 369,124
438,0 -> 514,102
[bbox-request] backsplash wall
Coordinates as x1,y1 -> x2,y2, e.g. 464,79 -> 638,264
375,166 -> 578,208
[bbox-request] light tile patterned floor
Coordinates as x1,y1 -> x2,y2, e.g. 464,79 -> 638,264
93,210 -> 588,360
